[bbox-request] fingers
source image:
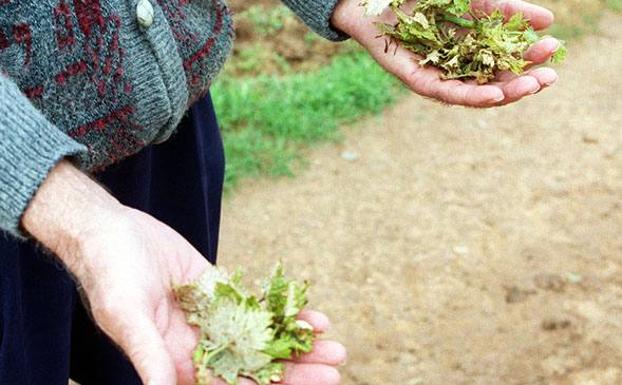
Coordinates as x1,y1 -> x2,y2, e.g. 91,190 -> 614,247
437,82 -> 504,107
425,75 -> 505,107
164,303 -> 202,384
281,363 -> 341,385
400,60 -> 505,107
490,66 -> 557,104
210,357 -> 345,385
297,310 -> 331,333
496,74 -> 540,102
471,0 -> 555,30
291,340 -> 347,366
210,343 -> 346,385
371,41 -> 505,107
528,67 -> 558,87
524,37 -> 561,66
407,64 -> 558,107
212,377 -> 257,385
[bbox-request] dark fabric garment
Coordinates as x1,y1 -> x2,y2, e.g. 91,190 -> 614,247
0,94 -> 224,385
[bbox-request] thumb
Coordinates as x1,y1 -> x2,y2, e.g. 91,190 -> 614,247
111,314 -> 177,385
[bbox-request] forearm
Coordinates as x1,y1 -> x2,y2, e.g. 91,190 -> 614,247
21,160 -> 124,273
331,0 -> 362,37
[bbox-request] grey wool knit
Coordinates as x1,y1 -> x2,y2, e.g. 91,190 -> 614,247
0,0 -> 346,237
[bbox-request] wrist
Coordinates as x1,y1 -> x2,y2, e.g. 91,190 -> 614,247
22,160 -> 124,272
331,0 -> 399,45
331,0 -> 364,38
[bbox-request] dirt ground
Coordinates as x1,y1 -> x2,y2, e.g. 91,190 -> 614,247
226,0 -> 350,76
218,13 -> 622,385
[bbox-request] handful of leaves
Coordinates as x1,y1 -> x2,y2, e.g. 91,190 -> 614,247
361,0 -> 567,83
174,264 -> 314,385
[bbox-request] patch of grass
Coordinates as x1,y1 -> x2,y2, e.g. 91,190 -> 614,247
238,5 -> 291,36
213,51 -> 403,189
216,0 -> 620,190
228,45 -> 292,75
607,0 -> 622,11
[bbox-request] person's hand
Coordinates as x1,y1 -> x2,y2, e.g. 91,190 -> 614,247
214,310 -> 347,385
22,161 -> 346,385
332,0 -> 562,107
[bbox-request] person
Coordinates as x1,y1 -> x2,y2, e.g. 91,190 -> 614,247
0,0 -> 561,384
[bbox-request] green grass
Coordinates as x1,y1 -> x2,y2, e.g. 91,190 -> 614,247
238,5 -> 291,36
545,0 -> 622,40
215,0 -> 621,191
607,0 -> 622,11
213,51 -> 402,189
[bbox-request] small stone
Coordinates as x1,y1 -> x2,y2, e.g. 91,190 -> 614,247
566,272 -> 583,284
534,273 -> 566,292
541,318 -> 572,331
452,245 -> 469,255
504,286 -> 536,304
340,151 -> 359,161
582,135 -> 599,144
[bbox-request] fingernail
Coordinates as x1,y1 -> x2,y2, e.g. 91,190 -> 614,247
491,94 -> 505,103
544,75 -> 559,86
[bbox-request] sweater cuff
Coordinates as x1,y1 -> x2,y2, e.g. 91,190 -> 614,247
0,81 -> 87,238
281,0 -> 350,41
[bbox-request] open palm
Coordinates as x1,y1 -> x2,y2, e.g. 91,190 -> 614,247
78,207 -> 345,385
333,0 -> 562,107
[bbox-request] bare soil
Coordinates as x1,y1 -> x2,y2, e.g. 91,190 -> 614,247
227,0 -> 350,76
219,13 -> 622,385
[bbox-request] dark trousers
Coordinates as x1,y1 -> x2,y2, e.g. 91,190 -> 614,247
0,94 -> 224,385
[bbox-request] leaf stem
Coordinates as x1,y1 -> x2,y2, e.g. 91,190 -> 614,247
440,13 -> 476,29
204,344 -> 229,363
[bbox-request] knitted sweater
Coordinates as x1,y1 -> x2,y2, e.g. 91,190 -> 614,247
0,0 -> 346,236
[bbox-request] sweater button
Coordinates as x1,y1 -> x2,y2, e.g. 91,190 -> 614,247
136,0 -> 154,28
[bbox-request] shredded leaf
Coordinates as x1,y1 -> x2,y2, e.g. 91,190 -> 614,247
361,0 -> 567,83
174,264 -> 315,385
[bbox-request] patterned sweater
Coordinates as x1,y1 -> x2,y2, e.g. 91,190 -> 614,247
0,0 -> 346,236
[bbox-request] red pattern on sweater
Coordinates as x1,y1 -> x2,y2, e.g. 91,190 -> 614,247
69,105 -> 137,137
183,8 -> 224,72
0,30 -> 8,50
0,0 -> 233,170
55,60 -> 87,85
53,0 -> 75,49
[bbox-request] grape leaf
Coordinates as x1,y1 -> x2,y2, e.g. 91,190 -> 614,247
174,263 -> 315,385
363,0 -> 567,83
201,300 -> 274,385
551,41 -> 568,64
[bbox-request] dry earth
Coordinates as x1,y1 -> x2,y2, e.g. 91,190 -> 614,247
219,14 -> 622,385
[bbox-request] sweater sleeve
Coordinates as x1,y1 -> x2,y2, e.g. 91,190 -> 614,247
280,0 -> 350,41
0,73 -> 87,238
